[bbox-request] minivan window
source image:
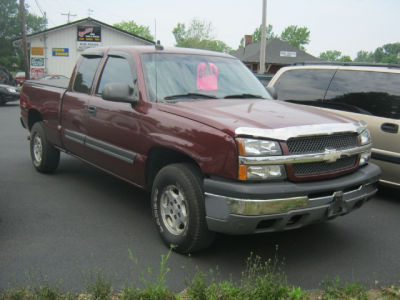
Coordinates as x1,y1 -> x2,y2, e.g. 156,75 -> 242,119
97,56 -> 136,94
274,69 -> 335,104
325,70 -> 400,119
73,56 -> 102,94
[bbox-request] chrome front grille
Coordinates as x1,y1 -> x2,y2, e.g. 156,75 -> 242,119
287,133 -> 358,154
293,156 -> 358,176
286,133 -> 359,179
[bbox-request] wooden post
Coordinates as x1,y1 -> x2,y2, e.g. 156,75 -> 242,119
19,0 -> 30,80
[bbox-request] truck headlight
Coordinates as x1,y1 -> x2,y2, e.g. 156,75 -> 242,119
237,138 -> 282,156
237,138 -> 285,181
359,129 -> 371,146
240,165 -> 286,180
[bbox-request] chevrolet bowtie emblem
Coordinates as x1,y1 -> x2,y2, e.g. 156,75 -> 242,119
324,148 -> 342,163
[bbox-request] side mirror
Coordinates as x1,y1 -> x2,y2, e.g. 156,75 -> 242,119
102,83 -> 138,104
266,86 -> 278,100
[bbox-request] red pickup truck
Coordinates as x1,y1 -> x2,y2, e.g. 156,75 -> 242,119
20,46 -> 380,253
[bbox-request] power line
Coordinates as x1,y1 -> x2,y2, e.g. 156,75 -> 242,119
34,0 -> 45,17
61,11 -> 77,23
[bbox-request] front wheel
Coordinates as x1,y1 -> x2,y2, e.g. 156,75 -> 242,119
30,122 -> 60,173
151,163 -> 215,254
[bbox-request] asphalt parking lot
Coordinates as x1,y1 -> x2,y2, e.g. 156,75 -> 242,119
1,103 -> 399,293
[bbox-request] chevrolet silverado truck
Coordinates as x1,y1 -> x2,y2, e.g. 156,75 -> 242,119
20,45 -> 381,253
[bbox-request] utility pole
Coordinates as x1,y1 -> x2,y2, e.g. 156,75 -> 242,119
259,0 -> 267,74
19,0 -> 30,80
61,11 -> 77,23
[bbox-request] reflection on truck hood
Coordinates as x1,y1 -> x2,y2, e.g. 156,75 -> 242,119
157,99 -> 356,137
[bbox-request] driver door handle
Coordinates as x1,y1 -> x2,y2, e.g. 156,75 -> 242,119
88,105 -> 97,116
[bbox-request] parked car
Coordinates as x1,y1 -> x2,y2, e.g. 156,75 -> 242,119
255,73 -> 274,88
268,63 -> 400,188
15,72 -> 26,86
20,46 -> 380,252
0,83 -> 20,105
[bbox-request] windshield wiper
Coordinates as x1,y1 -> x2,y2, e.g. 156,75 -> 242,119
164,93 -> 218,101
224,93 -> 266,99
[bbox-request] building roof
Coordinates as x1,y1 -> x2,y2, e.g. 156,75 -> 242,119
15,17 -> 155,44
232,38 -> 320,64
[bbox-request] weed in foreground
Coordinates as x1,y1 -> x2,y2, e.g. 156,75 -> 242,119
84,270 -> 112,300
322,277 -> 368,300
121,248 -> 176,300
185,248 -> 298,300
0,287 -> 29,300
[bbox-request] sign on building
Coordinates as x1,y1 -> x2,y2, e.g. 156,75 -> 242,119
280,51 -> 297,58
52,48 -> 69,56
31,57 -> 45,67
77,26 -> 101,42
31,47 -> 44,56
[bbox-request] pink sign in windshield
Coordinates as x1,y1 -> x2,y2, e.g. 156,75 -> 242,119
197,62 -> 218,90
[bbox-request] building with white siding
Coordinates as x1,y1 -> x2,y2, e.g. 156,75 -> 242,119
15,18 -> 154,78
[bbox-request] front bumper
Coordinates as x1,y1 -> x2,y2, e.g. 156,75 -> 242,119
204,163 -> 381,234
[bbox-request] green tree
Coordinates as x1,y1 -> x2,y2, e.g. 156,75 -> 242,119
280,25 -> 310,50
172,19 -> 231,53
354,50 -> 374,63
113,20 -> 154,41
372,43 -> 400,64
319,50 -> 352,62
252,24 -> 276,42
239,24 -> 276,48
0,0 -> 47,70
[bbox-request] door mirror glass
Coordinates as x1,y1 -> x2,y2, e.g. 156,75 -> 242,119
102,83 -> 138,104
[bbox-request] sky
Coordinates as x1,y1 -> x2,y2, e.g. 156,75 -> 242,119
25,0 -> 400,59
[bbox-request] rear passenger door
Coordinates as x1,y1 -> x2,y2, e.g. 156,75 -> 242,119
325,70 -> 400,183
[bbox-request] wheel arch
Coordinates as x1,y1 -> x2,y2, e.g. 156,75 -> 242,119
145,146 -> 202,192
28,109 -> 43,131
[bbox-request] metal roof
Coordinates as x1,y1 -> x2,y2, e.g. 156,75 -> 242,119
14,17 -> 155,44
232,38 -> 320,64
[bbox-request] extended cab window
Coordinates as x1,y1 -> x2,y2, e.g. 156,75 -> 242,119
73,56 -> 101,94
274,69 -> 335,104
97,56 -> 136,94
325,70 -> 400,119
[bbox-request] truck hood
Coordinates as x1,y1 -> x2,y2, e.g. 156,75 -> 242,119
157,99 -> 358,139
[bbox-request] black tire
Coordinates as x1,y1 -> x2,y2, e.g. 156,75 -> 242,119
30,122 -> 60,173
151,163 -> 215,253
0,96 -> 5,106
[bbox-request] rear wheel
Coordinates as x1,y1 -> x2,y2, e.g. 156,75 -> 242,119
30,122 -> 60,173
151,163 -> 215,253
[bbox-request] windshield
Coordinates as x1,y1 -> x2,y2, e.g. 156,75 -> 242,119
140,53 -> 271,102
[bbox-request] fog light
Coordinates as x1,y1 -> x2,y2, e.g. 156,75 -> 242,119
246,165 -> 286,180
359,152 -> 371,166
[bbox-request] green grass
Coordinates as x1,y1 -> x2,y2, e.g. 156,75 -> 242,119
1,249 -> 398,300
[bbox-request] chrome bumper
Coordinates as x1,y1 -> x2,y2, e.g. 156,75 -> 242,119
203,163 -> 381,234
